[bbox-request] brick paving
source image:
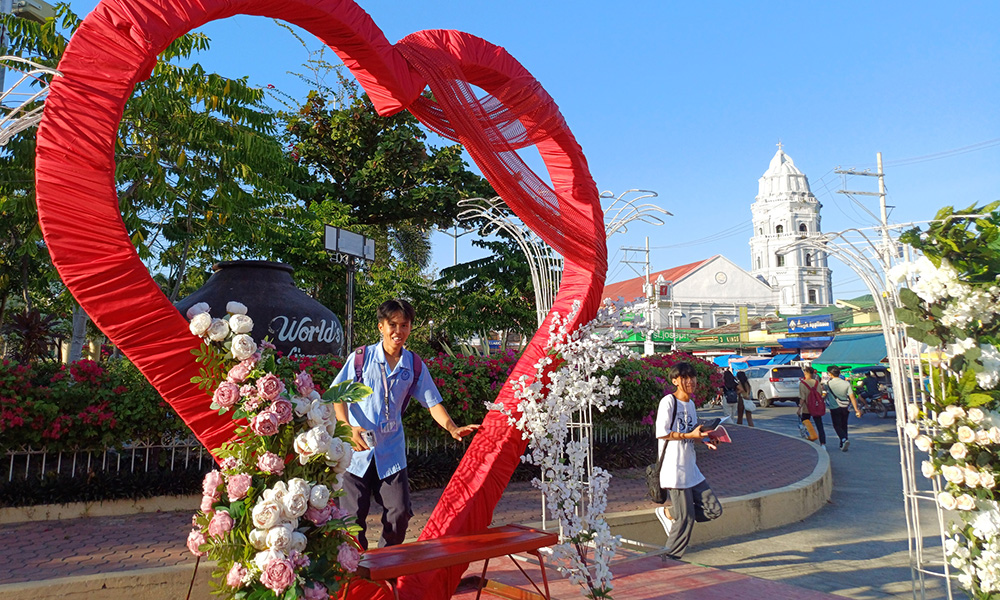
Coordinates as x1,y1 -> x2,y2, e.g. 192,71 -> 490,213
0,424 -> 819,591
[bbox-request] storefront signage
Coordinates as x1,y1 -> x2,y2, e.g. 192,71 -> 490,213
787,314 -> 835,333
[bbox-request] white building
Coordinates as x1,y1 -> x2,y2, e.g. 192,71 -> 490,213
603,147 -> 833,332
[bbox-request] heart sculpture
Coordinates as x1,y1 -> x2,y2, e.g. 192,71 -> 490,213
35,1 -> 607,598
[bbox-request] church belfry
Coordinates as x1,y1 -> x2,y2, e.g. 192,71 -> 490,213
749,145 -> 833,313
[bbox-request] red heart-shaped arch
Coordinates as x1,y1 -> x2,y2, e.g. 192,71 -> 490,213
35,1 -> 606,598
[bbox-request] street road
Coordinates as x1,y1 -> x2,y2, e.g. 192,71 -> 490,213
684,402 -> 954,600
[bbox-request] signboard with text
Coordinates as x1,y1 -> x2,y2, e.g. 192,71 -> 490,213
787,314 -> 835,333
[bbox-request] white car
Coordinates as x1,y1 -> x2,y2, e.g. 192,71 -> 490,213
743,365 -> 805,407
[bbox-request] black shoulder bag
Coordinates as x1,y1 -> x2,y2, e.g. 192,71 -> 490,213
646,402 -> 679,503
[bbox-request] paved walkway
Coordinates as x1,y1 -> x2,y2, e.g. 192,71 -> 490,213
0,423 -> 839,599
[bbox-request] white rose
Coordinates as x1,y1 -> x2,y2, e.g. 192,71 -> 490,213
309,484 -> 331,509
231,334 -> 258,361
254,548 -> 285,571
251,500 -> 282,530
938,412 -> 956,428
229,314 -> 254,334
324,438 -> 346,464
989,426 -> 1000,444
956,494 -> 977,511
307,400 -> 335,429
977,429 -> 992,445
942,464 -> 965,484
330,472 -> 344,492
262,481 -> 289,504
281,491 -> 310,520
207,318 -> 230,342
287,478 -> 310,497
950,442 -> 968,460
227,301 -> 248,315
290,395 -> 311,417
968,407 -> 986,424
308,390 -> 321,401
963,466 -> 981,487
248,528 -> 268,550
921,461 -> 937,479
914,435 -> 933,452
938,492 -> 958,511
294,427 -> 332,465
981,471 -> 997,489
290,531 -> 308,553
266,524 -> 294,551
957,426 -> 977,444
189,312 -> 212,337
904,423 -> 920,439
186,302 -> 211,319
946,405 -> 966,419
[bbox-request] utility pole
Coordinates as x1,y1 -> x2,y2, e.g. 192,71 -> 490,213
836,152 -> 893,263
621,237 -> 654,354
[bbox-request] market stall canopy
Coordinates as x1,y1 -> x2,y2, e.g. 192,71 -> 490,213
766,353 -> 799,365
811,333 -> 887,369
713,354 -> 744,367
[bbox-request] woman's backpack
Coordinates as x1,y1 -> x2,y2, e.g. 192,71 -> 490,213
804,380 -> 826,417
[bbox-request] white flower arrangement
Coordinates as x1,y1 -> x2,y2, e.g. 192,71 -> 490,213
184,302 -> 370,599
492,299 -> 631,598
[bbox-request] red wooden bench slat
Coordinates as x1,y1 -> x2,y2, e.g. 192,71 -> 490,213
356,524 -> 558,581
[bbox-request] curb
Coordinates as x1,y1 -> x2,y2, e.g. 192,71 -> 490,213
0,495 -> 199,525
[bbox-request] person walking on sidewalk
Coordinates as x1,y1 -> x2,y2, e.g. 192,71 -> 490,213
653,362 -> 723,559
798,366 -> 826,448
823,365 -> 862,452
735,370 -> 755,427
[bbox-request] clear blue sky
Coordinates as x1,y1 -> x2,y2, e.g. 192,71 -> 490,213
69,0 -> 1000,299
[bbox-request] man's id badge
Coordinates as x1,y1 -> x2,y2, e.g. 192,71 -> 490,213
380,421 -> 399,434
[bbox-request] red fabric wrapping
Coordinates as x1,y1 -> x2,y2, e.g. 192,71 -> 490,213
35,0 -> 423,454
35,4 -> 606,599
394,31 -> 607,599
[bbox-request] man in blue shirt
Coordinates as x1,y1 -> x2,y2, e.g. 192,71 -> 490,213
332,299 -> 479,549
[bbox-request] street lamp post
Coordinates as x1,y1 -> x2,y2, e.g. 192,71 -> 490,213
668,310 -> 683,351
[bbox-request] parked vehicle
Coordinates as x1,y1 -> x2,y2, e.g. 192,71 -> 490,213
848,365 -> 894,418
743,365 -> 805,407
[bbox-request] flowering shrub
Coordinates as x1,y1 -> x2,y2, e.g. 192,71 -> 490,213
496,301 -> 630,599
184,301 -> 370,599
606,352 -> 723,426
892,203 -> 1000,598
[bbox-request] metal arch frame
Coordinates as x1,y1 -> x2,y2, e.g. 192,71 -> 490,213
601,189 -> 671,239
457,196 -> 563,327
0,56 -> 61,146
776,224 -> 963,600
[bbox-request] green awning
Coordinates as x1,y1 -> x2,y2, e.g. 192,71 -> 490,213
811,333 -> 887,369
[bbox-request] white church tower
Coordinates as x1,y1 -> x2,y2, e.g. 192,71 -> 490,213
749,145 -> 833,314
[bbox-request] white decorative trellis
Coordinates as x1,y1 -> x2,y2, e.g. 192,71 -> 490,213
0,56 -> 60,146
778,225 -> 959,600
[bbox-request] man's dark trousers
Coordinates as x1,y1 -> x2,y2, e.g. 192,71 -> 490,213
342,461 -> 412,550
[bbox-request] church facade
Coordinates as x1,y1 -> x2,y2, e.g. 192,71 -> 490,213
602,147 -> 834,333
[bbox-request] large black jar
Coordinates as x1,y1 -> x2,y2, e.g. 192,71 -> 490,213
175,261 -> 344,357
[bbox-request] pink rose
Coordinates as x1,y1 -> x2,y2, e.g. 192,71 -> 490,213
270,399 -> 294,424
213,381 -> 241,409
329,504 -> 349,521
226,473 -> 252,500
200,494 -> 216,514
250,410 -> 280,436
304,504 -> 333,526
260,341 -> 276,350
290,550 -> 311,569
208,510 -> 234,538
257,451 -> 285,475
303,582 -> 327,600
260,557 -> 296,594
226,563 -> 248,588
295,371 -> 315,397
257,373 -> 286,401
337,543 -> 361,572
203,470 -> 224,497
243,396 -> 263,413
220,457 -> 239,472
227,361 -> 253,384
186,529 -> 207,556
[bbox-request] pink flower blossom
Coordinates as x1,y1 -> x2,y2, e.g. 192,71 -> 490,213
338,543 -> 361,572
304,504 -> 333,526
260,557 -> 296,594
226,563 -> 247,588
329,504 -> 349,520
200,494 -> 216,514
186,529 -> 207,556
226,473 -> 252,500
260,341 -> 276,350
303,581 -> 327,600
227,361 -> 253,384
270,399 -> 294,424
290,550 -> 311,569
257,373 -> 285,401
294,371 -> 315,397
250,410 -> 280,436
243,396 -> 263,413
208,510 -> 234,538
257,451 -> 285,475
219,457 -> 239,472
203,470 -> 224,497
213,381 -> 241,409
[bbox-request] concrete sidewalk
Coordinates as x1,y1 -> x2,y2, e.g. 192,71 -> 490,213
0,423 -> 834,599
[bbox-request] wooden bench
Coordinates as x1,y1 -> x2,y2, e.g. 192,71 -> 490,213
346,524 -> 559,600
